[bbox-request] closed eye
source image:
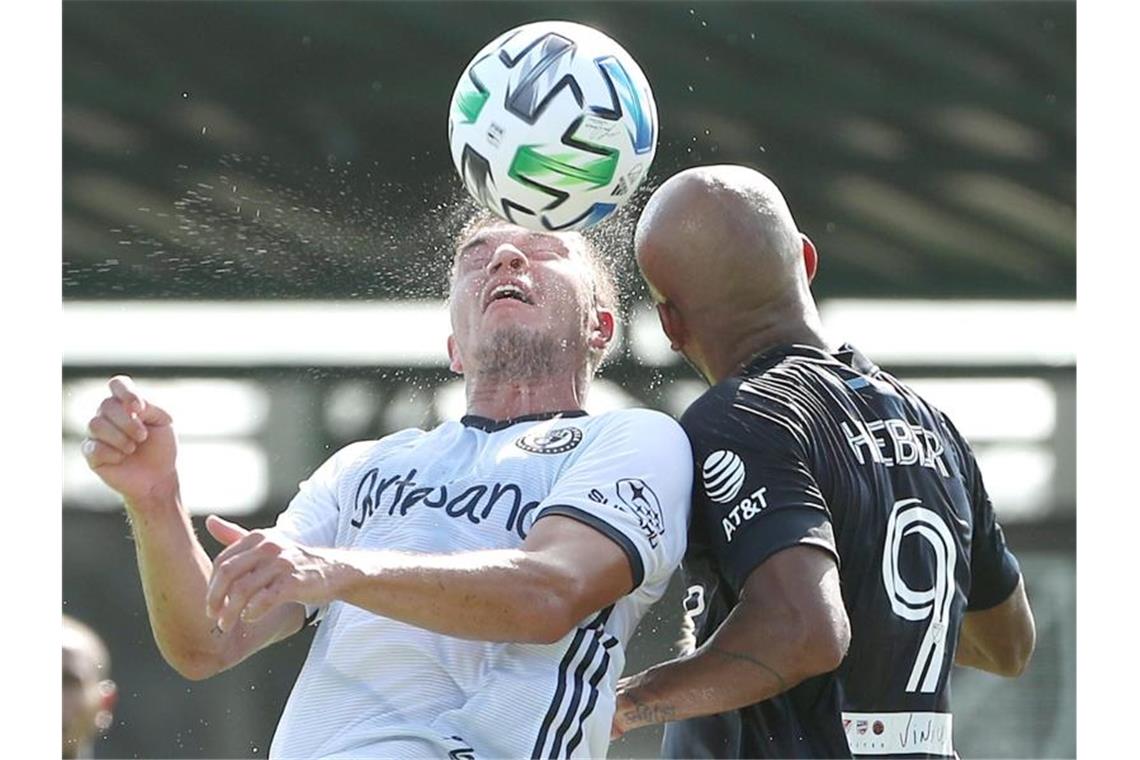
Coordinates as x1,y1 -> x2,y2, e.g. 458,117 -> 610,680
526,247 -> 563,260
522,236 -> 568,258
457,247 -> 491,273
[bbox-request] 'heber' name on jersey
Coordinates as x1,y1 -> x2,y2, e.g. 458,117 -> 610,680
840,418 -> 949,477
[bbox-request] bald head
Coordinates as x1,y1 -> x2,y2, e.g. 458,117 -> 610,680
634,165 -> 827,383
635,165 -> 809,312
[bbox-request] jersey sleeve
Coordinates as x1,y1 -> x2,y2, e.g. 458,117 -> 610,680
531,409 -> 693,590
941,415 -> 1022,611
274,440 -> 372,622
681,389 -> 839,597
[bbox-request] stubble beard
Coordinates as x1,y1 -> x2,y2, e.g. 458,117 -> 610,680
474,324 -> 580,382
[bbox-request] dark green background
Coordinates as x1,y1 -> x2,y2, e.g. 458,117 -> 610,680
64,0 -> 1074,303
62,2 -> 1076,758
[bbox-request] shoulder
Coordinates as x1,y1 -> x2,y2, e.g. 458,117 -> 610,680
680,379 -> 740,427
594,406 -> 683,428
591,407 -> 686,437
584,408 -> 692,457
681,376 -> 806,452
929,405 -> 976,472
315,439 -> 374,471
879,372 -> 971,451
378,425 -> 433,448
679,376 -> 772,438
928,401 -> 966,446
319,426 -> 431,471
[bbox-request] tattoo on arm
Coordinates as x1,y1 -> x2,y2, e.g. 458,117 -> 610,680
622,701 -> 677,728
708,643 -> 788,694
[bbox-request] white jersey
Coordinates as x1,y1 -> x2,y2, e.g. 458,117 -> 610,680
268,408 -> 693,760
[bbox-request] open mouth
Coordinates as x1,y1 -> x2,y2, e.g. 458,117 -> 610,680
484,282 -> 534,310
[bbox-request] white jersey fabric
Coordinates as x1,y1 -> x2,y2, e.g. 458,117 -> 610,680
268,408 -> 693,759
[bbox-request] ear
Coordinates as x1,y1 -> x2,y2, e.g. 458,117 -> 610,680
587,308 -> 616,354
447,335 -> 465,374
801,234 -> 819,283
655,301 -> 687,353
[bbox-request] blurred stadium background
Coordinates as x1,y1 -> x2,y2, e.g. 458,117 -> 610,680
62,2 -> 1075,758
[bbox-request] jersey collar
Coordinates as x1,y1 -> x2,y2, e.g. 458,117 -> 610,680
460,409 -> 588,432
739,342 -> 879,377
831,343 -> 879,375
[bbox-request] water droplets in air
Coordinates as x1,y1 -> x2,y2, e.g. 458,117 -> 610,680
78,150 -> 478,301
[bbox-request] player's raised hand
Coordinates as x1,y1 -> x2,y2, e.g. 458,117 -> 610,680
81,375 -> 177,506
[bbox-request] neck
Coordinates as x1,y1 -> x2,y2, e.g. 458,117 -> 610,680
463,367 -> 590,420
696,297 -> 832,384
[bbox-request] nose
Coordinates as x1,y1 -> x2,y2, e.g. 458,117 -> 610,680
487,243 -> 528,273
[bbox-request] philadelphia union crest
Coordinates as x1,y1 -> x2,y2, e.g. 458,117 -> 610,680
516,426 -> 583,454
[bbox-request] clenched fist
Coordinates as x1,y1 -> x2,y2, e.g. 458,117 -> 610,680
81,375 -> 178,507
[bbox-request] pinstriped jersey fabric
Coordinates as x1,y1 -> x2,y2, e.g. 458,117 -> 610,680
268,408 -> 692,759
663,344 -> 1021,759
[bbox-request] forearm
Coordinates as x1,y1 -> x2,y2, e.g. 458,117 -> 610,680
954,577 -> 1035,677
85,377 -> 301,677
617,555 -> 849,738
618,612 -> 804,731
125,479 -> 228,677
326,546 -> 577,644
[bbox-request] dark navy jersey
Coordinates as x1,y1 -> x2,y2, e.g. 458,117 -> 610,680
662,344 -> 1021,759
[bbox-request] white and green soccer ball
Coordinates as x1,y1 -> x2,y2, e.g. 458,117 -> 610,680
448,20 -> 658,232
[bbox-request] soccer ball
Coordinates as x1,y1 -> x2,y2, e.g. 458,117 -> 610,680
447,20 -> 658,232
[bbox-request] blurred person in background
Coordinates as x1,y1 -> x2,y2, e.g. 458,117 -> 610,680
80,216 -> 692,759
63,615 -> 117,759
610,165 -> 1035,758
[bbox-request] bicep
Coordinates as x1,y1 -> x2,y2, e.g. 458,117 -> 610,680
522,515 -> 635,619
709,545 -> 846,654
698,545 -> 848,693
739,544 -> 845,629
